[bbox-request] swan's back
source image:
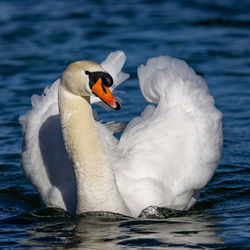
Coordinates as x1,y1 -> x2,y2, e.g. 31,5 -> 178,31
114,56 -> 222,217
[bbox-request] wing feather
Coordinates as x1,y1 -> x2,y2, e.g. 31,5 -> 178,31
115,56 -> 223,217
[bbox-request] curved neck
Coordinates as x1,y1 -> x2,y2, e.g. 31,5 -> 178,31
58,84 -> 129,215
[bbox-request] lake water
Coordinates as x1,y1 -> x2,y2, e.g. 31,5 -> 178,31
0,0 -> 250,249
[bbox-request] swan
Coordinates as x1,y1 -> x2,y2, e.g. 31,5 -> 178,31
19,51 -> 223,217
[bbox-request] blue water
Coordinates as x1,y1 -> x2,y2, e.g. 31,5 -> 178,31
0,0 -> 250,248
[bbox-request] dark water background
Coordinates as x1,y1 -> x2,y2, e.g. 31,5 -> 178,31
0,0 -> 250,249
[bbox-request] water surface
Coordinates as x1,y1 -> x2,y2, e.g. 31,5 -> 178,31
0,0 -> 250,248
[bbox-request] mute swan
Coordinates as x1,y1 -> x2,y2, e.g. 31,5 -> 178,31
20,51 -> 222,217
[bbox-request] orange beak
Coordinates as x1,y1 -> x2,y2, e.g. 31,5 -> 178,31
92,78 -> 121,110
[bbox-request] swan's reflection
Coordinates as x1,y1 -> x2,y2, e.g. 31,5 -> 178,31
22,209 -> 224,249
72,212 -> 224,249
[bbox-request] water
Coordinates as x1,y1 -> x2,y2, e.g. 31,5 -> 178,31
0,0 -> 250,248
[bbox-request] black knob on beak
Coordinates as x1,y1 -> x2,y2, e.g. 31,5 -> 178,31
101,72 -> 113,87
86,71 -> 113,89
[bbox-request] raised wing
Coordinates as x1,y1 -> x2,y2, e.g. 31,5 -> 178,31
114,56 -> 223,217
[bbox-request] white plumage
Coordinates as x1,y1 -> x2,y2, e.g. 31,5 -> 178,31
20,51 -> 222,217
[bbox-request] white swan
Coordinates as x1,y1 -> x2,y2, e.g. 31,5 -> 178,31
19,51 -> 223,217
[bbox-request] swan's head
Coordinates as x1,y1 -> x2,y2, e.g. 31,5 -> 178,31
61,60 -> 121,110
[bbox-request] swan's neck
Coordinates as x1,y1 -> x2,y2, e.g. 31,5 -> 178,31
58,84 -> 129,215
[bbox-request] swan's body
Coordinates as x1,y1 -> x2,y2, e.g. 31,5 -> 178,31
20,51 -> 222,217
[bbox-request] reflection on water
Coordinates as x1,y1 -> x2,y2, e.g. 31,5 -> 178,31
16,209 -> 224,249
75,215 -> 224,249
